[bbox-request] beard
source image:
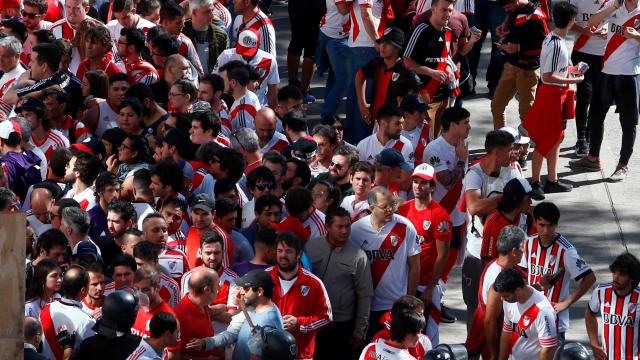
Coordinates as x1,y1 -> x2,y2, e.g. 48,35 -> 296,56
277,259 -> 297,273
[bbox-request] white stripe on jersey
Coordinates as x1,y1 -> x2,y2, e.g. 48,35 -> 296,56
126,338 -> 163,360
304,209 -> 328,239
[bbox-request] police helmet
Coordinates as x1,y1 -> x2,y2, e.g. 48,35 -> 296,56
261,326 -> 297,360
93,290 -> 139,338
554,342 -> 591,360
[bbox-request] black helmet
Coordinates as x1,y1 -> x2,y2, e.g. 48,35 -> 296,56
423,348 -> 453,360
261,326 -> 297,360
555,342 -> 590,360
92,290 -> 139,339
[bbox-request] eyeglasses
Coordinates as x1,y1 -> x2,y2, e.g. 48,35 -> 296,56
333,126 -> 344,131
329,161 -> 344,171
255,183 -> 275,191
373,201 -> 397,211
21,10 -> 42,19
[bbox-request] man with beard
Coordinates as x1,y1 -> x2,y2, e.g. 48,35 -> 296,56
267,232 -> 332,360
82,263 -> 105,319
89,172 -> 121,240
141,213 -> 190,285
97,200 -> 136,267
357,104 -> 414,164
309,145 -> 357,199
186,269 -> 284,359
180,231 -> 239,333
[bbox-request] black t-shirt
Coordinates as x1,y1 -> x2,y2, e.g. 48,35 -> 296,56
95,236 -> 123,273
72,333 -> 141,360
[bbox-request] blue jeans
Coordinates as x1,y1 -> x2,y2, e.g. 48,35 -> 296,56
318,32 -> 352,118
345,46 -> 378,144
467,0 -> 506,89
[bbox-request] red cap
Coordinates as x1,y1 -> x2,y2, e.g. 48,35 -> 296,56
236,28 -> 260,58
270,216 -> 311,243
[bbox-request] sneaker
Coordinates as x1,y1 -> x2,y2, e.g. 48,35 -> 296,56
530,181 -> 546,201
303,92 -> 316,104
544,180 -> 573,193
609,165 -> 629,182
518,158 -> 528,171
569,157 -> 602,172
575,140 -> 589,157
440,304 -> 457,323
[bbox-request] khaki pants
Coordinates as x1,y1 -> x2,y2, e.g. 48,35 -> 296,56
490,62 -> 539,129
428,98 -> 451,139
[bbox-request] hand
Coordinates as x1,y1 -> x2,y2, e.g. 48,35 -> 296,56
419,92 -> 431,105
421,287 -> 435,306
359,103 -> 372,125
538,273 -> 553,291
56,325 -> 76,349
92,307 -> 102,320
282,315 -> 299,332
430,69 -> 448,83
469,30 -> 482,43
590,342 -> 606,360
1,88 -> 18,106
572,74 -> 585,83
592,26 -> 608,39
186,338 -> 206,351
496,24 -> 508,37
552,300 -> 571,313
455,137 -> 469,162
624,26 -> 639,39
497,42 -> 519,54
105,154 -> 118,173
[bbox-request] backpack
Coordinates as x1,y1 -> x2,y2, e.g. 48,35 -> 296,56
1,150 -> 43,200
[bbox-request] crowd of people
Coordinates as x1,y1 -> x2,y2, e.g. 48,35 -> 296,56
0,0 -> 638,357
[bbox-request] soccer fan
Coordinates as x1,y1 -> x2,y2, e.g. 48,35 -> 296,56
357,104 -> 414,164
0,36 -> 26,97
267,232 -> 332,360
241,192 -> 281,242
496,268 -> 559,359
466,225 -> 525,359
22,148 -> 70,211
569,0 -> 640,180
0,187 -> 19,212
169,79 -> 198,113
160,0 -> 204,76
397,163 -> 451,344
230,128 -> 263,175
220,61 -> 262,130
586,253 -> 640,360
481,177 -> 533,266
150,52 -> 187,109
138,0 -> 162,23
234,228 -> 277,276
373,148 -> 414,200
461,130 -> 515,321
122,229 -> 143,256
12,113 -> 48,183
188,110 -> 219,147
106,0 -> 156,45
308,125 -> 336,177
51,198 -> 81,230
21,97 -> 69,160
21,0 -> 52,64
404,0 -> 459,137
24,316 -> 45,360
88,172 -> 121,240
215,28 -> 280,107
84,73 -> 131,137
25,259 -> 62,318
184,193 -> 233,268
198,74 -> 231,135
185,269 -> 284,359
43,89 -> 91,144
76,25 -> 122,81
214,197 -> 254,264
26,187 -> 54,237
133,265 -> 176,317
40,266 -> 96,359
261,152 -> 288,197
174,268 -> 220,359
82,263 -> 106,319
132,241 -> 181,308
285,186 -> 328,239
522,202 -> 596,340
183,0 -> 229,75
27,229 -> 67,290
49,0 -> 90,73
128,312 -> 179,360
350,186 -> 420,336
149,159 -> 183,210
140,213 -> 190,282
0,120 -> 44,201
242,166 -> 276,228
118,27 -> 159,86
105,254 -> 138,294
360,309 -> 427,360
97,200 -> 136,266
230,0 -> 276,56
161,197 -> 189,250
125,84 -> 169,135
255,108 -> 288,154
305,207 -> 373,359
400,95 -> 431,166
61,206 -> 102,258
64,151 -> 102,210
340,161 -> 374,220
274,85 -> 305,121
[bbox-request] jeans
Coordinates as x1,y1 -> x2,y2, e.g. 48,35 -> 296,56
318,32 -> 352,118
467,0 -> 506,89
571,51 -> 602,143
345,46 -> 379,144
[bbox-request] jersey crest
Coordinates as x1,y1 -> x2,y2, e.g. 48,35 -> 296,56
301,285 -> 310,297
423,220 -> 431,230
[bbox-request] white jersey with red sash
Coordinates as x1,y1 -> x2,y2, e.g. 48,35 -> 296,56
402,121 -> 431,167
219,108 -> 232,137
415,0 -> 474,15
64,186 -> 95,211
502,289 -> 558,359
349,0 -> 392,48
424,136 -> 467,226
231,11 -> 277,56
357,133 -> 415,164
600,1 -> 640,75
350,214 -> 421,311
167,230 -> 187,252
521,234 -> 593,332
30,129 -> 70,160
230,91 -> 261,130
588,283 -> 640,360
126,338 -> 163,360
40,299 -> 96,360
260,131 -> 289,153
81,298 -> 100,319
359,339 -> 416,360
125,58 -> 159,85
56,115 -> 91,144
371,312 -> 433,358
340,195 -> 370,221
0,65 -> 25,97
571,0 -> 609,55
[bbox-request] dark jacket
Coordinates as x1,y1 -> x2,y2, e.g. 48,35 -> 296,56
504,3 -> 549,70
25,347 -> 48,360
182,20 -> 229,74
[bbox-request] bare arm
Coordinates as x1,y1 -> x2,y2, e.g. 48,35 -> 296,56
588,3 -> 619,28
407,254 -> 420,296
355,73 -> 371,124
82,104 -> 100,134
553,272 -> 596,313
498,326 -> 512,360
484,288 -> 503,360
404,56 -> 439,79
459,31 -> 482,56
268,84 -> 278,109
585,307 -> 606,360
539,346 -> 556,360
360,6 -> 379,44
542,72 -> 584,85
465,189 -> 502,217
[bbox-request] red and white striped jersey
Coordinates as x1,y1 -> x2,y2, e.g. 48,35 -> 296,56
176,33 -> 204,75
481,211 -> 530,260
55,115 -> 91,144
303,208 -> 328,239
65,186 -> 96,211
402,122 -> 431,167
0,65 -> 25,97
126,338 -> 163,360
214,1 -> 232,31
502,289 -> 558,359
106,17 -> 156,46
95,100 -> 120,137
214,48 -> 280,106
357,134 -> 415,165
125,58 -> 159,86
350,214 -> 421,311
40,299 -> 96,360
159,247 -> 191,284
320,0 -> 351,39
76,51 -> 123,81
588,283 -> 640,360
570,0 -> 609,56
30,129 -> 70,161
349,0 -> 388,48
231,11 -> 277,56
260,131 -> 289,153
600,0 -> 640,75
359,339 -> 416,360
167,230 -> 187,252
230,90 -> 261,130
521,234 -> 593,332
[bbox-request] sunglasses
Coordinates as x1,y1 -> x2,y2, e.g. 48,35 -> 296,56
329,161 -> 344,171
255,183 -> 275,191
21,10 -> 42,19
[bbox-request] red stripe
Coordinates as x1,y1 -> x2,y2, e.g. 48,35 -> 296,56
40,304 -> 64,360
420,30 -> 451,98
392,140 -> 404,152
543,243 -> 558,297
370,223 -> 407,288
615,290 -> 624,360
537,241 -> 548,286
602,14 -> 640,68
350,6 -> 360,43
439,179 -> 462,214
550,247 -> 565,303
413,121 -> 431,166
604,287 -> 612,355
626,291 -> 639,359
573,34 -> 589,52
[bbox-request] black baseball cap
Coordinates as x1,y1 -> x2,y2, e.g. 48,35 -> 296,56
376,26 -> 405,49
292,138 -> 317,161
401,95 -> 430,113
15,97 -> 46,114
190,193 -> 215,213
70,137 -> 107,159
235,270 -> 275,293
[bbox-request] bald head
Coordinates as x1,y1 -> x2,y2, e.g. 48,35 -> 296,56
165,54 -> 190,83
188,267 -> 219,297
31,188 -> 54,223
24,316 -> 42,344
254,107 -> 277,144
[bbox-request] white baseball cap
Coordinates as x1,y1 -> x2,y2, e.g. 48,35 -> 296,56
500,126 -> 530,145
236,28 -> 260,58
412,163 -> 436,181
0,119 -> 20,140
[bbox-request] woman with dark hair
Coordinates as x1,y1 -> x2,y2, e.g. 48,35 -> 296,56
311,180 -> 341,214
101,127 -> 128,158
106,134 -> 152,181
118,97 -> 145,135
480,177 -> 534,266
24,258 -> 62,318
82,70 -> 109,100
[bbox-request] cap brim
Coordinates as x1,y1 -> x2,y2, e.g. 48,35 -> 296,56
412,173 -> 434,181
191,204 -> 213,213
70,143 -> 93,153
400,161 -> 414,172
516,136 -> 530,144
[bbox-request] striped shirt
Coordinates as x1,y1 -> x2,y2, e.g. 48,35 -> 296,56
231,10 -> 277,56
230,90 -> 261,130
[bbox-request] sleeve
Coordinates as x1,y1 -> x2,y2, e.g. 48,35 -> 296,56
406,222 -> 422,257
359,344 -> 377,360
401,140 -> 415,163
404,24 -> 428,63
434,210 -> 453,242
480,214 -> 497,259
358,60 -> 376,80
518,18 -> 548,56
518,239 -> 529,269
588,287 -> 601,314
204,312 -> 244,350
563,246 -> 593,281
267,58 -> 280,85
424,144 -> 449,172
540,38 -> 561,73
463,166 -> 484,191
502,318 -> 514,333
226,283 -> 239,311
140,73 -> 159,86
353,251 -> 374,339
535,308 -> 558,348
212,52 -> 228,74
297,280 -> 333,333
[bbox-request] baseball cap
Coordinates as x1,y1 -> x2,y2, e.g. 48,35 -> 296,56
412,163 -> 436,181
378,148 -> 413,172
192,101 -> 212,113
401,95 -> 430,113
75,241 -> 101,265
236,28 -> 260,58
234,269 -> 275,292
376,26 -> 405,49
70,137 -> 107,159
0,119 -> 21,140
292,138 -> 317,161
95,171 -> 119,191
270,216 -> 311,243
499,126 -> 530,145
15,97 -> 46,114
503,177 -> 534,199
190,193 -> 215,213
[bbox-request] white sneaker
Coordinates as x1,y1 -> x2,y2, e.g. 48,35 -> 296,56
609,166 -> 629,182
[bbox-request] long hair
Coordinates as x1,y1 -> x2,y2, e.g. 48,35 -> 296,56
26,258 -> 60,302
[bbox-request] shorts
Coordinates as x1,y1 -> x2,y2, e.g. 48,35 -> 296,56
288,15 -> 323,57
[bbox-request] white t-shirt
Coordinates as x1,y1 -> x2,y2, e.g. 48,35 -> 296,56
230,90 -> 262,130
65,186 -> 96,211
349,0 -> 384,47
569,0 -> 609,56
502,289 -> 558,359
357,134 -> 414,164
359,339 -> 415,360
600,1 -> 640,75
350,214 -> 421,311
279,276 -> 297,296
95,100 -> 119,138
303,208 -> 328,239
320,0 -> 350,39
25,293 -> 61,318
540,32 -> 570,86
340,195 -> 370,220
